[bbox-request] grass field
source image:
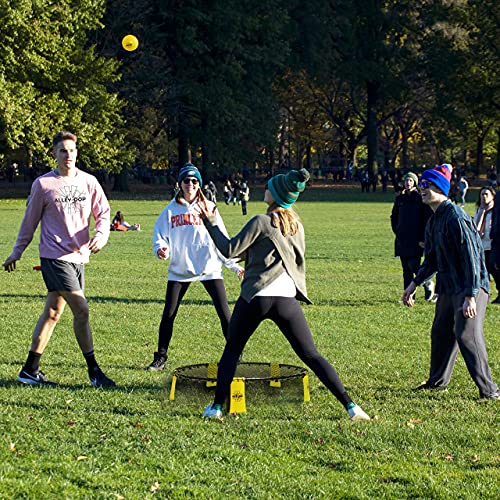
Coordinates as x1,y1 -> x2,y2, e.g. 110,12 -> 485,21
0,187 -> 498,499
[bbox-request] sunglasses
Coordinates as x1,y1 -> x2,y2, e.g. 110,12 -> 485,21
182,178 -> 199,185
419,180 -> 433,189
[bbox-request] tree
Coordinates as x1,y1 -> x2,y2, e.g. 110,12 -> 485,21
100,0 -> 291,175
0,0 -> 128,173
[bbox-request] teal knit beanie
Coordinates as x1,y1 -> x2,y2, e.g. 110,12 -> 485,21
268,168 -> 310,208
178,163 -> 203,187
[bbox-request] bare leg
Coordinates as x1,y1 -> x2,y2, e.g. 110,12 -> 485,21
58,290 -> 94,353
30,292 -> 66,353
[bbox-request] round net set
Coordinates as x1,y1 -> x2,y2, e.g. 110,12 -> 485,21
169,362 -> 310,413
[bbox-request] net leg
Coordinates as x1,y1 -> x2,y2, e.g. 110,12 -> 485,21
206,362 -> 217,387
229,377 -> 246,414
302,373 -> 310,402
169,374 -> 177,401
270,362 -> 281,388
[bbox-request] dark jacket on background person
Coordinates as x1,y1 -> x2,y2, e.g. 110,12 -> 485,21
391,190 -> 432,257
491,191 -> 500,267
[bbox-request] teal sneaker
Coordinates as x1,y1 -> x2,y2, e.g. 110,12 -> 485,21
203,404 -> 223,418
347,403 -> 370,421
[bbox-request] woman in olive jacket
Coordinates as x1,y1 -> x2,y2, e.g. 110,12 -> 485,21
198,168 -> 370,421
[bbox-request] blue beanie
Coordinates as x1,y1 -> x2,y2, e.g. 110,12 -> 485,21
268,168 -> 310,208
421,164 -> 453,197
178,163 -> 203,187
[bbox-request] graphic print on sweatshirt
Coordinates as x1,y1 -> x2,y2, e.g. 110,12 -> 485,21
54,184 -> 87,214
171,212 -> 203,228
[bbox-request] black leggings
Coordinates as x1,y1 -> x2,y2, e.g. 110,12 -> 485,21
213,296 -> 351,408
157,279 -> 231,354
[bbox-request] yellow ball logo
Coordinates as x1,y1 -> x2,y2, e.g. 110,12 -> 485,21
122,34 -> 139,52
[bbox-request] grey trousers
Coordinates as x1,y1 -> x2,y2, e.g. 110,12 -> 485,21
428,288 -> 498,397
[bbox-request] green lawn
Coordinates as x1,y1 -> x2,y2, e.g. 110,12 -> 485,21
0,189 -> 498,499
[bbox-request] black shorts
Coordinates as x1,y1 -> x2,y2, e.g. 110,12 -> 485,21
40,258 -> 85,292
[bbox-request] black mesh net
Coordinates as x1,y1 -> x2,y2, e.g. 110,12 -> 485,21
173,362 -> 307,382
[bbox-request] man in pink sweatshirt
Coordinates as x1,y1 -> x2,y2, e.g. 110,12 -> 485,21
3,131 -> 115,388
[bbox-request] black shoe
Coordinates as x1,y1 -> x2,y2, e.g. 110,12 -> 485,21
413,381 -> 447,392
17,369 -> 57,386
479,391 -> 500,401
89,367 -> 116,388
146,352 -> 167,371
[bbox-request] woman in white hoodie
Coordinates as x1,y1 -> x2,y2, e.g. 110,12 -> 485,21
148,164 -> 243,370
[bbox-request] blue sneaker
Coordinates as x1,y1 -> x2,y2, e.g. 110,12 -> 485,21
17,369 -> 57,386
203,404 -> 223,418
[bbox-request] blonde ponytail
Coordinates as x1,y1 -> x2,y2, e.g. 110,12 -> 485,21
267,203 -> 300,236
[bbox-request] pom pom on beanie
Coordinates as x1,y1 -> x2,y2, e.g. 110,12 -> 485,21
421,164 -> 453,196
268,168 -> 310,208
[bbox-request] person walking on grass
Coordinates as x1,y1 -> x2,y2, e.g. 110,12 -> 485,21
474,187 -> 500,304
148,163 -> 243,371
491,191 -> 500,299
2,131 -> 115,388
391,172 -> 436,302
402,164 -> 499,401
197,168 -> 370,421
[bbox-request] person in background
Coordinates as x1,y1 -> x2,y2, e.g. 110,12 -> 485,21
391,172 -> 436,301
491,191 -> 500,300
457,176 -> 469,207
231,178 -> 241,205
112,211 -> 140,231
198,169 -> 371,421
208,180 -> 218,203
474,187 -> 500,304
148,163 -> 244,371
223,180 -> 232,205
203,183 -> 215,202
2,131 -> 115,388
403,164 -> 498,400
240,181 -> 250,216
487,166 -> 497,188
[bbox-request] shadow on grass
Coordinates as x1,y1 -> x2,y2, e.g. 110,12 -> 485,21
2,293 -> 403,307
0,293 -> 238,306
0,378 -> 165,391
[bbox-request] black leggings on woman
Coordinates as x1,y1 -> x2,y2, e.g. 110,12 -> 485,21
213,296 -> 352,408
157,279 -> 231,355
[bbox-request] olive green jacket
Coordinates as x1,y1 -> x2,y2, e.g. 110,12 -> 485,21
203,214 -> 311,304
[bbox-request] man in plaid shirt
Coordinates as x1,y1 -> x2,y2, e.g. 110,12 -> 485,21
403,164 -> 499,401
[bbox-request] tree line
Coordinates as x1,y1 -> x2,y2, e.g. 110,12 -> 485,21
0,0 -> 498,186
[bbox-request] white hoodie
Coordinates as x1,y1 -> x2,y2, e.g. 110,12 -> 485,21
153,197 -> 242,281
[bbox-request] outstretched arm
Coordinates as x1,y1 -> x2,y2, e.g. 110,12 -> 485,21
196,200 -> 262,259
